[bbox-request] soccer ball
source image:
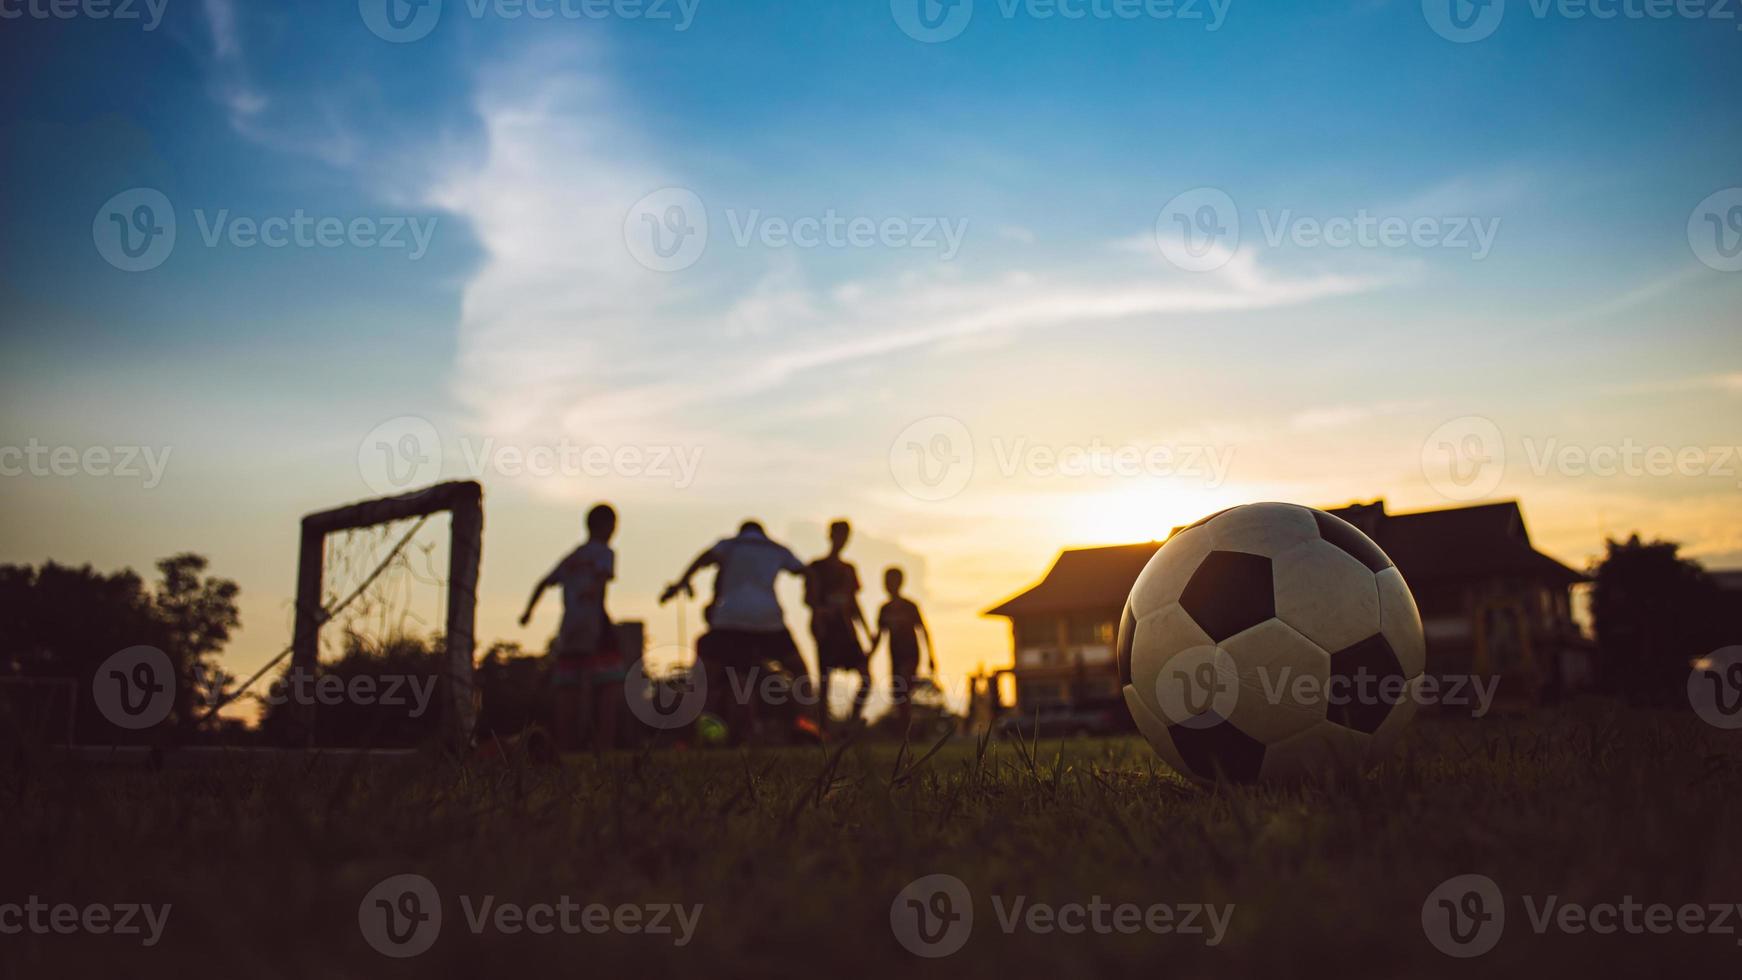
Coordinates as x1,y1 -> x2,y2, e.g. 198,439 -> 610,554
1118,503 -> 1426,783
695,712 -> 730,747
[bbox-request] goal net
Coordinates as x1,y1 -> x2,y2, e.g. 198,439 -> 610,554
277,481 -> 482,747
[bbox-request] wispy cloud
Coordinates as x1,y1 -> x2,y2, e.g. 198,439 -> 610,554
1554,263 -> 1708,326
199,0 -> 266,121
420,41 -> 1394,497
195,0 -> 362,167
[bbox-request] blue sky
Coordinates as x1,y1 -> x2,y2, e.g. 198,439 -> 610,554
3,0 -> 1740,711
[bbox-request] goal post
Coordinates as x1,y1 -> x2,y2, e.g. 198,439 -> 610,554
290,480 -> 483,748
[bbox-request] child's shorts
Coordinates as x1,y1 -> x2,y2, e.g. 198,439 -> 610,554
552,618 -> 623,689
554,651 -> 626,689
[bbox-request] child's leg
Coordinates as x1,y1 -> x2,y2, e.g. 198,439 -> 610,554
554,684 -> 581,753
592,681 -> 620,751
816,670 -> 834,727
896,672 -> 916,730
850,663 -> 872,719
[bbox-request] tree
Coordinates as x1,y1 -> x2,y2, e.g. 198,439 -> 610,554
1590,535 -> 1723,704
0,555 -> 240,742
153,554 -> 241,735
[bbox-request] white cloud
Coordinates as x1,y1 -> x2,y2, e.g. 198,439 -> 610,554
420,41 -> 1395,501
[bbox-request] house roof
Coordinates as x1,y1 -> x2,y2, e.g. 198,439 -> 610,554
983,499 -> 1582,619
984,542 -> 1162,617
1328,500 -> 1585,588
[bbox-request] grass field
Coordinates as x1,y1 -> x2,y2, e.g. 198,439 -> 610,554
5,703 -> 1740,978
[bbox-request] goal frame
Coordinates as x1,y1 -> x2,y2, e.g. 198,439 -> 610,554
290,480 -> 483,747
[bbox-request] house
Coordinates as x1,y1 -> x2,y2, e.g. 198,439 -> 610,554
1328,500 -> 1590,701
978,543 -> 1160,717
975,499 -> 1588,721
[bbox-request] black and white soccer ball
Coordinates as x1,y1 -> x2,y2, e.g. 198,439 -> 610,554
1118,503 -> 1426,783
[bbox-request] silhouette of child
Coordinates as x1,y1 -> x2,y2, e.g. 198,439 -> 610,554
806,520 -> 872,726
520,504 -> 621,753
870,566 -> 935,730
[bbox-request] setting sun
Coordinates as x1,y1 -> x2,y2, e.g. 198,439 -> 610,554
1055,484 -> 1240,548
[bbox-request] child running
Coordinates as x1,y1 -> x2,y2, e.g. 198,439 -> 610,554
519,503 -> 621,753
868,566 -> 936,731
